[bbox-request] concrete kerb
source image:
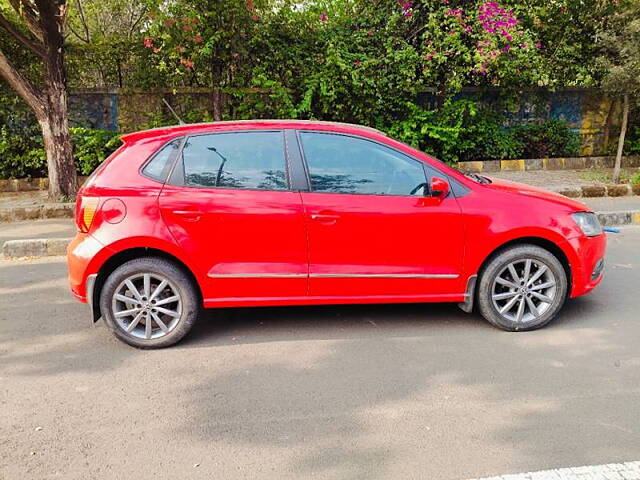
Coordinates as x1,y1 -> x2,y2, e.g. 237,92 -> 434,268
2,238 -> 71,258
0,203 -> 74,222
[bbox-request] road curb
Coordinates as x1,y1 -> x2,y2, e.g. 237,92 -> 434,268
596,210 -> 640,226
2,237 -> 71,258
2,210 -> 639,259
0,203 -> 74,223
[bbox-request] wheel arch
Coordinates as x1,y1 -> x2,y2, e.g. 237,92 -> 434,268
476,236 -> 572,296
89,246 -> 203,322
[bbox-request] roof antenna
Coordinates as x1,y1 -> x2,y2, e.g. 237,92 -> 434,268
162,98 -> 185,125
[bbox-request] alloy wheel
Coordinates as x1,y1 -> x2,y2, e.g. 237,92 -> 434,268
111,273 -> 182,340
491,258 -> 557,324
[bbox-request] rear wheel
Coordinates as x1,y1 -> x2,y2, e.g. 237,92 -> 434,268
477,245 -> 567,331
100,257 -> 199,348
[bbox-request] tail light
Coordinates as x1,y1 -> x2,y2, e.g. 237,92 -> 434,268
76,196 -> 100,233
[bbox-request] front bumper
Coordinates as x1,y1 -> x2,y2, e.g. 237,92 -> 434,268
568,232 -> 607,298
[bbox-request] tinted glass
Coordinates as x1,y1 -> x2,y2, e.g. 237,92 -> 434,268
300,132 -> 427,196
142,139 -> 181,181
182,131 -> 287,190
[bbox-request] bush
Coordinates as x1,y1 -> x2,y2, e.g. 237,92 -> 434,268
0,126 -> 121,179
386,99 -> 523,163
512,119 -> 580,158
624,125 -> 640,155
70,127 -> 122,175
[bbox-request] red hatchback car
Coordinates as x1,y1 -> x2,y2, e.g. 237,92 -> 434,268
67,120 -> 606,348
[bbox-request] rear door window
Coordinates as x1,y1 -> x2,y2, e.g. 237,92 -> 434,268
181,131 -> 288,191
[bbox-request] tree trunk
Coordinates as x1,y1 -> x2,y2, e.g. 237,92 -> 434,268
602,97 -> 615,154
212,87 -> 222,121
40,0 -> 77,200
613,94 -> 629,184
38,95 -> 75,199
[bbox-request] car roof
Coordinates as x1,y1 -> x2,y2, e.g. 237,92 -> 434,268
120,119 -> 386,144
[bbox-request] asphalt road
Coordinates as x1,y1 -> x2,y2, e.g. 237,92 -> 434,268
1,228 -> 640,480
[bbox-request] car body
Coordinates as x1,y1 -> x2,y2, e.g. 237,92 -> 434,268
67,120 -> 606,348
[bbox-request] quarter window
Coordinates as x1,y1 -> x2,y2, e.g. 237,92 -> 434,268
300,132 -> 427,196
142,138 -> 182,182
181,131 -> 288,190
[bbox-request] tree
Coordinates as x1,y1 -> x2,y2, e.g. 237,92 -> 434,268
0,0 -> 76,199
597,0 -> 640,183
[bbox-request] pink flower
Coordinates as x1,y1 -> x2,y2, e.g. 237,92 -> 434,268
182,24 -> 193,32
535,41 -> 542,49
367,29 -> 374,36
163,19 -> 176,27
143,38 -> 153,48
194,35 -> 203,43
353,60 -> 361,66
320,12 -> 327,23
180,58 -> 194,68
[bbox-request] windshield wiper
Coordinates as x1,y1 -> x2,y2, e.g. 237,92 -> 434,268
467,173 -> 492,184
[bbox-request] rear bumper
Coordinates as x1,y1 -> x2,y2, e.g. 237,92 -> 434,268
67,232 -> 107,303
568,232 -> 607,298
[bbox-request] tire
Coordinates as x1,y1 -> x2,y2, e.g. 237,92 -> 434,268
477,244 -> 568,332
100,257 -> 199,348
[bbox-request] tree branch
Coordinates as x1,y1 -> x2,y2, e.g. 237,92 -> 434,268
0,11 -> 45,58
0,47 -> 45,117
73,0 -> 90,42
9,0 -> 44,42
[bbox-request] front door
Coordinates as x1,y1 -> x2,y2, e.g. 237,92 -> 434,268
298,131 -> 465,299
159,130 -> 308,304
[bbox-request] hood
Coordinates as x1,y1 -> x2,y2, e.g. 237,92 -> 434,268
483,177 -> 590,212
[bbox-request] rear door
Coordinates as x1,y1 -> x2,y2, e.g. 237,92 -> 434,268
158,130 -> 308,304
297,131 -> 466,299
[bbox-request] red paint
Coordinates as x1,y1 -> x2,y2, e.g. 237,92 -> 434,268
67,120 -> 606,310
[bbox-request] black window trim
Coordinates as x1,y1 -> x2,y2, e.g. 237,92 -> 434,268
294,129 -> 432,198
168,129 -> 294,193
139,136 -> 186,184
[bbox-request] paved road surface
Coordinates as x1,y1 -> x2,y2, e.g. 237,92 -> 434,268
1,228 -> 639,480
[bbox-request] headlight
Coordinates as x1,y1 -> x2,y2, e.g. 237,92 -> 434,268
572,212 -> 602,237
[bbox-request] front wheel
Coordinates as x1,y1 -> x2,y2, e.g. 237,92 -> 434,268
477,245 -> 568,331
100,257 -> 199,348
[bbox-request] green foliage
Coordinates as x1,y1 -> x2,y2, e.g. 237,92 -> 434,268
0,120 -> 121,179
511,119 -> 580,158
597,1 -> 640,98
70,128 -> 122,175
386,99 -> 578,162
625,126 -> 640,154
386,99 -> 523,163
630,172 -> 640,185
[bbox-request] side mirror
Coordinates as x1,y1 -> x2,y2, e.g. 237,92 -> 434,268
430,176 -> 450,199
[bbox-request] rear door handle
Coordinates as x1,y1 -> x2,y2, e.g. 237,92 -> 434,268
310,213 -> 340,222
172,209 -> 204,221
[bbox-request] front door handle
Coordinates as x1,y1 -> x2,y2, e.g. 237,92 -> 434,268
172,209 -> 204,221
